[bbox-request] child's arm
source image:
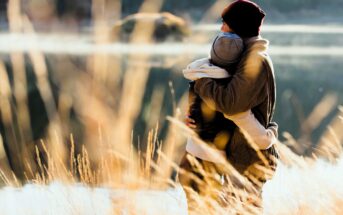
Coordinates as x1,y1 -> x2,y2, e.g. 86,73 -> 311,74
225,110 -> 277,149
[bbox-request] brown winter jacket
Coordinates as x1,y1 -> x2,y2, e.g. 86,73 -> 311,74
193,37 -> 279,184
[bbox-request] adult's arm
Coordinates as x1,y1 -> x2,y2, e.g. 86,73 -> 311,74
194,55 -> 267,115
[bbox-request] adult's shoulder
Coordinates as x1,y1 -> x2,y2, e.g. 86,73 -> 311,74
243,37 -> 270,59
237,46 -> 270,78
261,52 -> 275,75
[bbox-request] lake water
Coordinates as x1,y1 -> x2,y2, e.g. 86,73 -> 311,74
0,24 -> 342,150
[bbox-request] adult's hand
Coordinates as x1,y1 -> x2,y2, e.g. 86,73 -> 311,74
185,114 -> 196,129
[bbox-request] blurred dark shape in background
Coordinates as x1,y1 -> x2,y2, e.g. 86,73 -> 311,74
55,0 -> 92,25
22,0 -> 92,31
0,0 -> 92,31
111,12 -> 190,42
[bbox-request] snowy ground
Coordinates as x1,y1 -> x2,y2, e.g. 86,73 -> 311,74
0,182 -> 188,215
0,158 -> 342,215
263,157 -> 343,215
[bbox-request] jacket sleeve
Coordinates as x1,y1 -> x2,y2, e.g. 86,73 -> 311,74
194,56 -> 267,115
225,110 -> 278,149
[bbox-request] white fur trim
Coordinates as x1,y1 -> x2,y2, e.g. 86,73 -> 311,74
183,58 -> 230,81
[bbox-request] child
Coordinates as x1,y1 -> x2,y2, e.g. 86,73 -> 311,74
182,31 -> 277,163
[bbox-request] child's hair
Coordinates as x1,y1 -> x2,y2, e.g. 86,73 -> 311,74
210,32 -> 244,69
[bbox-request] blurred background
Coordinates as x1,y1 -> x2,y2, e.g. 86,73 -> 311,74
0,0 -> 342,182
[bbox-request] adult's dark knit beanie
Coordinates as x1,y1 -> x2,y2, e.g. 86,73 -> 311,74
221,0 -> 266,38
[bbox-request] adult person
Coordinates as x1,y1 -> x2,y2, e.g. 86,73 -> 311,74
182,23 -> 278,163
179,0 -> 279,204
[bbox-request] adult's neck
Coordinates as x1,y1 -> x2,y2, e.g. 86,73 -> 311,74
243,35 -> 262,44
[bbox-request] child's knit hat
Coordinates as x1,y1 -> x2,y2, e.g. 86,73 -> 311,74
210,32 -> 243,68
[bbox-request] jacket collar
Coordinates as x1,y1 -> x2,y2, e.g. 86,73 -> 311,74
244,36 -> 269,52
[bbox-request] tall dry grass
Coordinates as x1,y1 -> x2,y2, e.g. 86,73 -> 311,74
0,0 -> 189,192
0,0 -> 342,214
